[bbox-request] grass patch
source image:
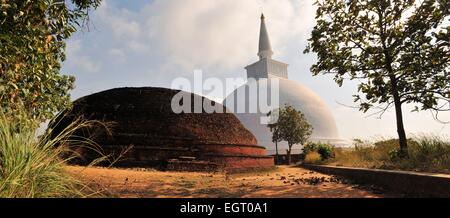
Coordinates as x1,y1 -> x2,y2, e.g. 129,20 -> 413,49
0,110 -> 104,198
304,151 -> 322,164
328,136 -> 450,173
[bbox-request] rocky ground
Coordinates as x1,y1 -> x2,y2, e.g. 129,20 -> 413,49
67,165 -> 392,198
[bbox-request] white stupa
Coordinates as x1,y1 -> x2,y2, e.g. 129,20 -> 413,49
223,14 -> 345,154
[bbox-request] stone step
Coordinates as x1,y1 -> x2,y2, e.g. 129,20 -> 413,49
178,156 -> 196,161
166,159 -> 219,172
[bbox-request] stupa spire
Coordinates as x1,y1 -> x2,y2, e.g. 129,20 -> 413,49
258,13 -> 273,60
245,14 -> 288,79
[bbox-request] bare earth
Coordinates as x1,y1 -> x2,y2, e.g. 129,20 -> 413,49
67,165 -> 387,198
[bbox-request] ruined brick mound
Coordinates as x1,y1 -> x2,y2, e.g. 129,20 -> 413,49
51,87 -> 273,171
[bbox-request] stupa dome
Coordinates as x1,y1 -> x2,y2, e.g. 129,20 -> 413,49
224,78 -> 344,154
50,87 -> 273,171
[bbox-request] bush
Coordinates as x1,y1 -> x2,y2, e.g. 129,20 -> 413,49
317,144 -> 335,159
304,151 -> 322,164
303,143 -> 318,155
302,142 -> 335,161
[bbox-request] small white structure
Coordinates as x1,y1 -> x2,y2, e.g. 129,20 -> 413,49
224,14 -> 345,155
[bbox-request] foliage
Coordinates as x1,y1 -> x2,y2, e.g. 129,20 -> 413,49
268,104 -> 313,164
302,143 -> 318,155
0,107 -> 104,197
304,0 -> 450,154
267,109 -> 283,145
303,142 -> 335,161
0,0 -> 101,123
317,144 -> 335,160
330,136 -> 450,173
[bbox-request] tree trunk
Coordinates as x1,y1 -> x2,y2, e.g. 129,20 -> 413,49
286,145 -> 292,165
393,94 -> 408,157
389,75 -> 408,157
275,141 -> 279,165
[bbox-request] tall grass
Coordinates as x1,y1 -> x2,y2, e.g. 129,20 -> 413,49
329,136 -> 450,173
0,111 -> 104,197
397,135 -> 450,172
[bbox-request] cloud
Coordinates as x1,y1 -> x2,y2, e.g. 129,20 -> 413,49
96,2 -> 142,39
126,40 -> 149,53
65,40 -> 102,73
145,0 -> 315,70
65,39 -> 82,56
76,56 -> 102,73
108,48 -> 126,63
93,0 -> 316,73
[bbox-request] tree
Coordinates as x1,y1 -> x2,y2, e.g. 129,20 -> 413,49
304,0 -> 450,156
0,0 -> 101,125
268,105 -> 313,164
267,110 -> 282,164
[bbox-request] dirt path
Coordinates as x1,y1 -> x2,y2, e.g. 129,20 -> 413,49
67,165 -> 387,198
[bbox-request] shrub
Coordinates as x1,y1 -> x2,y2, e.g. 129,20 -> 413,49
302,143 -> 318,155
302,142 -> 335,161
304,151 -> 322,164
317,144 -> 335,159
388,148 -> 401,161
0,110 -> 103,197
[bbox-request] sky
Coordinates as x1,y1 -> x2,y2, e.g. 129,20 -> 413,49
62,0 -> 449,141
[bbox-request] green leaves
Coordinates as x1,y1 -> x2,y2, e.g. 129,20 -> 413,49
305,0 -> 450,114
267,105 -> 313,148
0,0 -> 101,124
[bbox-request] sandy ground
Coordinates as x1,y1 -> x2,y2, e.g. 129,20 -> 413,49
67,165 -> 388,198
